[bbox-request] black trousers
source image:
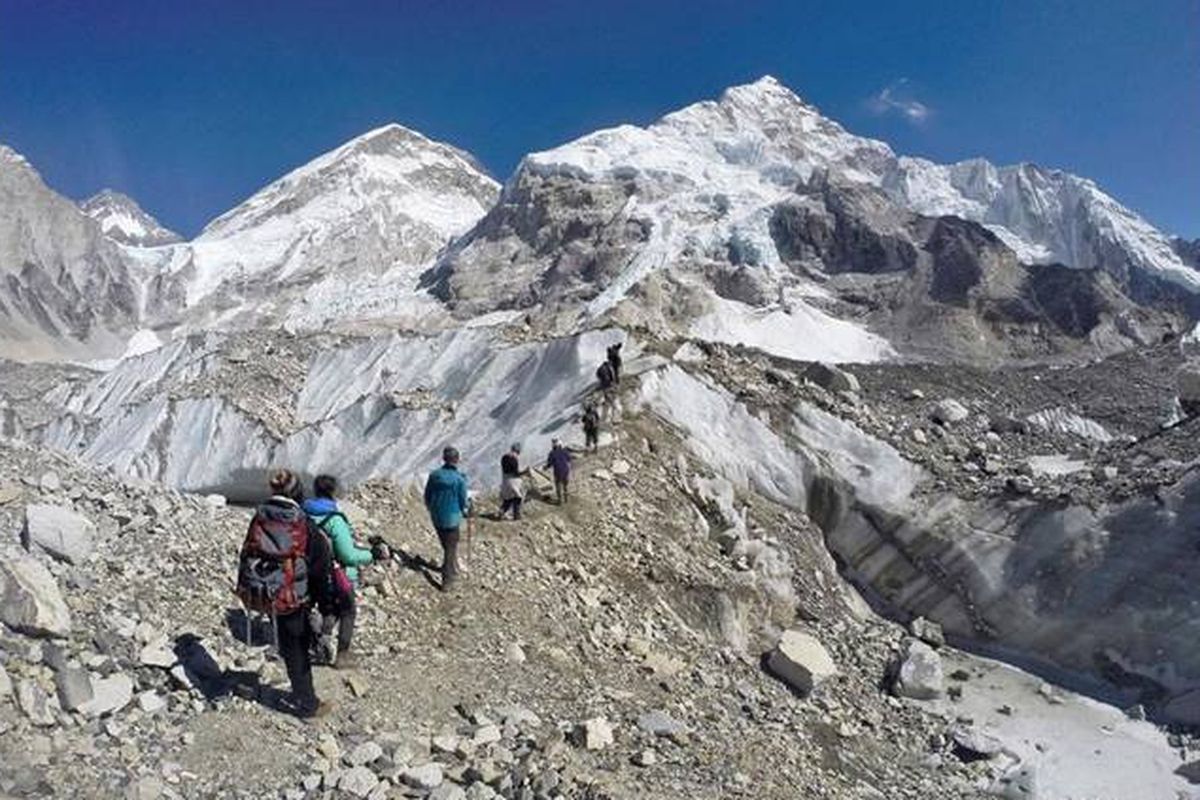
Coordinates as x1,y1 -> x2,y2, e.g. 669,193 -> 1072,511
276,608 -> 317,713
437,527 -> 460,588
321,593 -> 357,654
500,497 -> 523,519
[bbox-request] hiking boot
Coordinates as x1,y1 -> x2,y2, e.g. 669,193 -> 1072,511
297,699 -> 332,720
334,651 -> 359,671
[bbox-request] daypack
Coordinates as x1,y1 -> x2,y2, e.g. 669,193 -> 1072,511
596,361 -> 615,388
236,503 -> 310,615
312,512 -> 355,614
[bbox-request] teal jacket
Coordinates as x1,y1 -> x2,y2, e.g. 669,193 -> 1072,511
424,465 -> 470,530
302,498 -> 373,586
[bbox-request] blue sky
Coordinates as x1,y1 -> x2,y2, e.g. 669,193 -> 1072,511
1,0 -> 1196,238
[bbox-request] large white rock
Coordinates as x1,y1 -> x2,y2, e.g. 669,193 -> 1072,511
803,362 -> 860,394
573,716 -> 615,750
0,662 -> 12,699
0,546 -> 72,638
892,640 -> 944,700
767,629 -> 838,696
78,672 -> 133,718
930,399 -> 970,424
337,766 -> 378,799
22,504 -> 96,564
400,763 -> 444,790
16,678 -> 56,726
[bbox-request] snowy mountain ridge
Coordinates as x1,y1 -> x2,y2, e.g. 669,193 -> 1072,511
522,76 -> 1200,304
80,189 -> 182,247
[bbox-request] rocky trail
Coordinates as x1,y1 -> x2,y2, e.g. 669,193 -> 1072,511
2,364 -> 1198,799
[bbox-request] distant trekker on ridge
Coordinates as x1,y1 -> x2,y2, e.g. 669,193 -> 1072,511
606,342 -> 623,384
236,469 -> 332,718
582,402 -> 601,453
499,443 -> 529,520
423,447 -> 471,592
302,474 -> 375,669
545,438 -> 572,505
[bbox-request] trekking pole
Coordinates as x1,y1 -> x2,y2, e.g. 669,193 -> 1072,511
465,515 -> 475,573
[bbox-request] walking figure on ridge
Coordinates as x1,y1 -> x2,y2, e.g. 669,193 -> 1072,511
423,446 -> 471,592
545,438 -> 572,505
235,469 -> 332,719
302,474 -> 381,670
498,442 -> 529,520
582,401 -> 601,454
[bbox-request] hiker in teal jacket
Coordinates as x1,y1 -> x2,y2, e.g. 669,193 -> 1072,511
304,475 -> 373,668
424,446 -> 470,591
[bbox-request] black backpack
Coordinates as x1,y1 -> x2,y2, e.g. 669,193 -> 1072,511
596,362 -> 615,388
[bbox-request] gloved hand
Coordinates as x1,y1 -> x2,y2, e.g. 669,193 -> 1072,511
368,535 -> 391,562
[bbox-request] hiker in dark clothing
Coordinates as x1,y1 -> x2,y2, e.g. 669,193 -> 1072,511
606,342 -> 623,384
423,447 -> 471,591
545,438 -> 572,505
596,360 -> 615,391
499,443 -> 528,520
582,403 -> 600,453
241,469 -> 332,718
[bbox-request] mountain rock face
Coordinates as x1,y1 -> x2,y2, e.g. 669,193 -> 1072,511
1173,236 -> 1200,269
430,77 -> 1192,362
0,148 -> 146,362
79,189 -> 181,247
152,124 -> 500,332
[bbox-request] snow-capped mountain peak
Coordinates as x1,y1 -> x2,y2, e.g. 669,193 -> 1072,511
148,122 -> 502,323
81,189 -> 182,247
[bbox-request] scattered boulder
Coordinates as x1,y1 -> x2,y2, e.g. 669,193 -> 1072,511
908,616 -> 945,648
891,640 -> 944,700
39,471 -> 62,493
930,399 -> 970,425
0,662 -> 11,699
79,672 -> 133,717
573,717 -> 614,750
16,678 -> 56,726
636,709 -> 687,740
22,504 -> 96,564
337,766 -> 379,799
766,629 -> 838,696
401,763 -> 444,790
0,546 -> 72,638
345,741 -> 383,767
55,665 -> 94,711
949,724 -> 1004,762
803,362 -> 860,394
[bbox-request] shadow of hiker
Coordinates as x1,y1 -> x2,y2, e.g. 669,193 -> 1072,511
392,546 -> 443,590
173,629 -> 296,714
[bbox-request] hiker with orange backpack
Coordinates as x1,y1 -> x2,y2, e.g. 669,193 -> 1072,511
303,474 -> 381,670
236,469 -> 333,718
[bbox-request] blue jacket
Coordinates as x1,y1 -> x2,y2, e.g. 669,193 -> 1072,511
424,465 -> 470,530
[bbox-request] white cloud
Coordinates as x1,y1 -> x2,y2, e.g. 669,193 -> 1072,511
867,79 -> 931,124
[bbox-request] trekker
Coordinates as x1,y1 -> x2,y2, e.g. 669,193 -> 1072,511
582,403 -> 600,453
596,360 -> 616,391
423,446 -> 471,591
545,438 -> 572,505
236,469 -> 332,718
499,443 -> 529,520
606,342 -> 623,384
302,475 -> 374,669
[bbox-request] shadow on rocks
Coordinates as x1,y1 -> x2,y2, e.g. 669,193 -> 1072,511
172,631 -> 290,714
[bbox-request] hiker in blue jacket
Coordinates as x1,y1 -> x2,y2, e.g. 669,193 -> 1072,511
303,474 -> 373,669
423,446 -> 471,591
